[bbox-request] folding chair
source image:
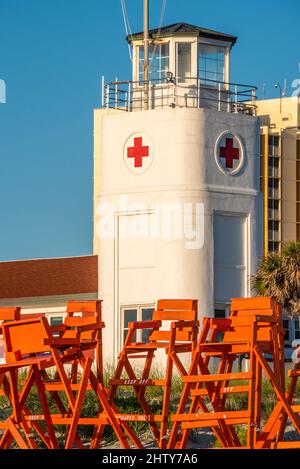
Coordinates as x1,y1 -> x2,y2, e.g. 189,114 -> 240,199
257,350 -> 300,448
0,313 -> 133,449
91,299 -> 198,449
0,307 -> 21,396
168,297 -> 293,449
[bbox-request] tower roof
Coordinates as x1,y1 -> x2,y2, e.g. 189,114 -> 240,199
126,22 -> 237,45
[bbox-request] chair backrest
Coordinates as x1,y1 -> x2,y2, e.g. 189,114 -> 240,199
230,297 -> 275,318
2,317 -> 52,362
150,299 -> 198,342
65,300 -> 102,340
221,297 -> 278,345
20,312 -> 46,320
0,307 -> 21,322
66,300 -> 101,319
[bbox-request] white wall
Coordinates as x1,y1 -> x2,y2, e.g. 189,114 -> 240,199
96,107 -> 262,364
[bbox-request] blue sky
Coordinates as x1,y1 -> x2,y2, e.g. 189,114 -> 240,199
0,0 -> 299,261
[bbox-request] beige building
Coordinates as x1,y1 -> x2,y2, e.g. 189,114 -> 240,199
256,96 -> 300,349
256,96 -> 300,254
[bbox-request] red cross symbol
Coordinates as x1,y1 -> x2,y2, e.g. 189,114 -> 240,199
219,137 -> 240,169
127,137 -> 149,168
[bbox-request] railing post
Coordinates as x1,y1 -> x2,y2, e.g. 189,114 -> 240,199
101,76 -> 105,108
218,82 -> 221,112
149,80 -> 152,109
197,78 -> 201,108
127,81 -> 132,112
105,84 -> 109,110
115,77 -> 118,109
173,82 -> 176,107
234,85 -> 238,113
252,89 -> 257,116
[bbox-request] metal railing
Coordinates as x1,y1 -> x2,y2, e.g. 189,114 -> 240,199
102,76 -> 257,115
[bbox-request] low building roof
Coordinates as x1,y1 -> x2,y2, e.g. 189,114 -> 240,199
0,255 -> 98,299
127,22 -> 237,45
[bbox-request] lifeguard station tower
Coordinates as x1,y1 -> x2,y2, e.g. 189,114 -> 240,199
93,21 -> 262,364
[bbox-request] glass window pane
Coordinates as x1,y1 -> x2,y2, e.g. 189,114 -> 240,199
124,329 -> 136,343
199,44 -> 225,85
142,308 -> 153,321
283,319 -> 290,342
141,308 -> 154,342
214,309 -> 226,318
139,43 -> 169,83
177,43 -> 191,83
124,309 -> 137,328
142,329 -> 151,342
296,161 -> 300,181
50,316 -> 63,326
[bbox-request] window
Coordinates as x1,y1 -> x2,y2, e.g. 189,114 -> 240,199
50,316 -> 64,338
214,305 -> 229,342
268,178 -> 279,189
268,199 -> 279,210
50,316 -> 63,327
283,319 -> 290,344
122,305 -> 154,344
177,43 -> 191,83
198,44 -> 225,84
214,309 -> 226,318
268,220 -> 279,231
138,43 -> 169,84
294,318 -> 300,340
214,303 -> 230,318
268,135 -> 279,156
296,203 -> 300,222
296,160 -> 300,181
268,241 -> 280,252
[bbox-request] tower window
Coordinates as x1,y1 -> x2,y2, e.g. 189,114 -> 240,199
121,305 -> 154,344
177,42 -> 192,83
138,43 -> 169,84
198,44 -> 225,84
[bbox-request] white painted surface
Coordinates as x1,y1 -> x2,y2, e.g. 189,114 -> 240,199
96,107 -> 262,364
214,214 -> 247,302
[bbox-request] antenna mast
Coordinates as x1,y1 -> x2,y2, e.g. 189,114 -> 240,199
143,0 -> 149,109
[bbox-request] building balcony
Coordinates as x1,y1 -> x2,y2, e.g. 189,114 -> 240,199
102,76 -> 257,116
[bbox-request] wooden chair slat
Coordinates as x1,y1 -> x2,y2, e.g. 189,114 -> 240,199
152,310 -> 196,321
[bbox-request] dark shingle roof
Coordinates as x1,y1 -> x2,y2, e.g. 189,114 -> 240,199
0,255 -> 98,299
127,22 -> 237,45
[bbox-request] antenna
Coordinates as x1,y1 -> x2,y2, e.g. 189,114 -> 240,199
143,0 -> 149,110
283,79 -> 287,97
275,82 -> 283,113
262,82 -> 266,99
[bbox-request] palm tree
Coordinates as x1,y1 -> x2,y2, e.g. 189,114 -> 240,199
251,241 -> 300,316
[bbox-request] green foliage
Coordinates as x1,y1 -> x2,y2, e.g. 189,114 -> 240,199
252,241 -> 300,316
0,367 -> 296,448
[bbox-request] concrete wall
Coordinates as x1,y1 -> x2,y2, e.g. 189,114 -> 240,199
256,97 -> 300,248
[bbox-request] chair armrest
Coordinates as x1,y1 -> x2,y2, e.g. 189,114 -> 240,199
76,322 -> 105,333
50,324 -> 67,333
129,320 -> 161,330
172,320 -> 199,329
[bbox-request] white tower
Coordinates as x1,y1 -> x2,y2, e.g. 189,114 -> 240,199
94,23 -> 262,364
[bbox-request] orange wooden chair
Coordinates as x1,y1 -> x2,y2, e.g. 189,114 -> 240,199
0,311 -> 133,449
257,350 -> 300,448
168,297 -> 295,449
92,299 -> 198,449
